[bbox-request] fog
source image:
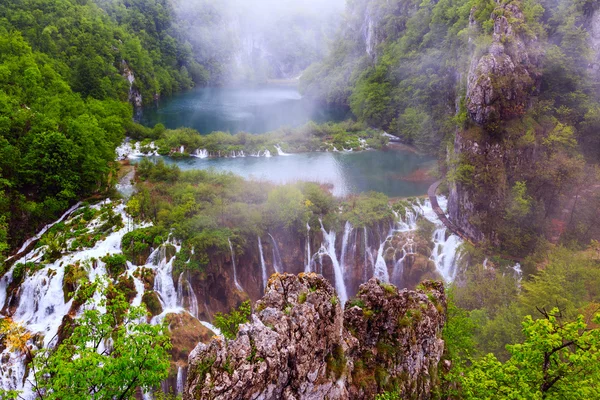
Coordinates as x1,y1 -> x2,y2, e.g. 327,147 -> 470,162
174,0 -> 346,83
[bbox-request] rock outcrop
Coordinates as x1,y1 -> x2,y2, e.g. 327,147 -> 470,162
184,273 -> 446,400
449,1 -> 542,243
466,2 -> 541,128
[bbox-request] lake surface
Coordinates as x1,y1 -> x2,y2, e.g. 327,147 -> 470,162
140,83 -> 348,134
139,150 -> 435,197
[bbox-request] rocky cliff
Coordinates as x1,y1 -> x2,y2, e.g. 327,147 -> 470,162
184,273 -> 446,400
448,1 -> 542,244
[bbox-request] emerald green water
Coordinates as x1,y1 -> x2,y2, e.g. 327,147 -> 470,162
138,83 -> 435,197
140,83 -> 348,134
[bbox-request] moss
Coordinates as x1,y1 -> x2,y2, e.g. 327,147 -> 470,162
379,282 -> 397,296
330,295 -> 339,306
133,267 -> 155,290
298,291 -> 307,304
101,254 -> 127,278
347,298 -> 367,309
194,356 -> 215,384
325,344 -> 347,380
63,263 -> 88,302
397,315 -> 411,328
142,291 -> 163,316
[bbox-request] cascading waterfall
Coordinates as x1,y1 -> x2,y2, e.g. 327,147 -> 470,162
153,245 -> 179,311
414,197 -> 462,282
268,233 -> 283,273
228,238 -> 244,291
263,149 -> 272,158
318,219 -> 348,305
373,239 -> 390,282
258,236 -> 268,291
179,145 -> 185,154
177,272 -> 199,318
274,145 -> 290,156
193,149 -> 209,158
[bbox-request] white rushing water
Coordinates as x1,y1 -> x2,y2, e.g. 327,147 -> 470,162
176,366 -> 185,395
258,236 -> 268,291
268,233 -> 283,274
274,144 -> 290,156
304,223 -> 311,273
228,238 -> 244,292
0,194 -> 464,398
0,201 -> 217,398
318,219 -> 349,305
340,221 -> 353,273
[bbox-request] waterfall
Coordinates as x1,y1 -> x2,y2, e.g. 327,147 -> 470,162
274,144 -> 290,156
318,220 -> 348,305
176,367 -> 185,395
429,228 -> 460,282
513,263 -> 523,281
228,239 -> 244,291
340,221 -> 353,273
268,233 -> 283,273
373,239 -> 390,282
179,145 -> 185,154
414,197 -> 462,282
305,223 -> 311,273
176,272 -> 199,318
258,236 -> 268,291
263,149 -> 272,158
192,149 -> 209,159
13,201 -> 82,257
153,245 -> 178,311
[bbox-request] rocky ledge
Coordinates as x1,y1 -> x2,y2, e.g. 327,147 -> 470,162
184,273 -> 446,400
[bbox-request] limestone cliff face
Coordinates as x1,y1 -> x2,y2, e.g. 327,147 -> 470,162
466,3 -> 541,127
184,274 -> 446,400
448,1 -> 541,243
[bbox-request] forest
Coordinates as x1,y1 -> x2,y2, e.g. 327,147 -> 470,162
2,0 -> 600,399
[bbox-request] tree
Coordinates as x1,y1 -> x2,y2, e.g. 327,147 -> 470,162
213,300 -> 251,340
458,308 -> 600,399
31,287 -> 171,399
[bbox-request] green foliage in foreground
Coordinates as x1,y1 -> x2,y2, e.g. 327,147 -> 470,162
213,300 -> 252,340
31,285 -> 171,399
457,309 -> 600,399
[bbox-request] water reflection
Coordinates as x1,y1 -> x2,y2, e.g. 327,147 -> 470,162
140,149 -> 435,197
140,84 -> 348,134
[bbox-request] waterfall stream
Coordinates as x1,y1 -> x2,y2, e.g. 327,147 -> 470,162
268,233 -> 283,273
258,236 -> 268,291
0,195 -> 465,398
318,219 -> 349,305
228,238 -> 244,292
305,223 -> 311,273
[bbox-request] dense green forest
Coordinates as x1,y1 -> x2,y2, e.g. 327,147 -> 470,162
3,0 -> 600,398
0,0 -> 209,259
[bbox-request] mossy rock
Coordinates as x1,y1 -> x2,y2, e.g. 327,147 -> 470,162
102,254 -> 127,278
142,291 -> 163,316
165,312 -> 215,365
63,263 -> 88,302
133,267 -> 155,290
